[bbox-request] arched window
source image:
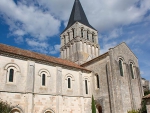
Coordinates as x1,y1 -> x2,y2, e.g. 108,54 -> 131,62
9,69 -> 14,82
64,35 -> 66,44
39,69 -> 51,87
85,80 -> 88,94
72,29 -> 74,38
119,58 -> 124,76
10,108 -> 22,113
96,74 -> 100,88
42,74 -> 46,86
81,29 -> 84,38
68,32 -> 70,41
92,33 -> 94,42
87,31 -> 89,40
68,77 -> 71,88
130,63 -> 134,79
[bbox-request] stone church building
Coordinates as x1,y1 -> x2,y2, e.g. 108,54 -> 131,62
0,0 -> 143,113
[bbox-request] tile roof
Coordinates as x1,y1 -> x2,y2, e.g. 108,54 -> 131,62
143,94 -> 150,99
0,43 -> 91,72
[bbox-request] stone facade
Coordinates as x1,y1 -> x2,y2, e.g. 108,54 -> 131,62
0,53 -> 92,113
0,0 -> 143,113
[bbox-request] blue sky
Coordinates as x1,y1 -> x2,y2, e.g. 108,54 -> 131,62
0,0 -> 150,80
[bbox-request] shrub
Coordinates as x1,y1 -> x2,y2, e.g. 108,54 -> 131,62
0,99 -> 12,113
127,109 -> 140,113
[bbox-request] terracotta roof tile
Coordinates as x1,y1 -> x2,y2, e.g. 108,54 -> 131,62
0,43 -> 91,72
143,94 -> 150,99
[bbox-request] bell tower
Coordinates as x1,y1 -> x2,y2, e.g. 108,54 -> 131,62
60,0 -> 100,65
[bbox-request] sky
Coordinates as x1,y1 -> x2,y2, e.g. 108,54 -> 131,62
0,0 -> 150,80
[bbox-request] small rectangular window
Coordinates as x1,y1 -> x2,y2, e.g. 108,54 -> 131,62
42,74 -> 46,86
85,80 -> 88,94
68,78 -> 71,88
9,69 -> 14,82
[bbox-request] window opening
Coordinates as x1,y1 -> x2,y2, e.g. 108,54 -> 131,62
96,75 -> 100,88
9,69 -> 14,82
72,29 -> 74,38
81,29 -> 83,38
42,74 -> 46,86
119,59 -> 123,76
92,34 -> 94,42
68,32 -> 70,41
64,36 -> 66,44
85,80 -> 88,94
68,78 -> 71,88
130,63 -> 134,79
87,31 -> 89,40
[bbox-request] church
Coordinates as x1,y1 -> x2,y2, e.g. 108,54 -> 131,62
0,0 -> 143,113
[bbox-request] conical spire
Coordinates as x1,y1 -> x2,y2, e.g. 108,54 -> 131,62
63,0 -> 96,32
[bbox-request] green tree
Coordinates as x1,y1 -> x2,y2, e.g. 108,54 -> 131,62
0,99 -> 12,113
92,95 -> 96,113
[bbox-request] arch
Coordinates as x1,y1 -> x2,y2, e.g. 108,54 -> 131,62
43,108 -> 55,113
10,107 -> 23,113
4,63 -> 21,83
65,73 -> 75,81
4,63 -> 20,72
38,69 -> 51,77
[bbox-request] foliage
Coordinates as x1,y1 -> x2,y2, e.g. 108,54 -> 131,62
144,90 -> 150,96
140,100 -> 147,113
91,95 -> 96,113
127,109 -> 140,113
0,99 -> 12,113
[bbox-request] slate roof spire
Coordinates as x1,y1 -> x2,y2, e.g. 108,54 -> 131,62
63,0 -> 96,32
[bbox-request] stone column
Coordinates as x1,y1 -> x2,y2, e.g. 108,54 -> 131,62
73,43 -> 76,53
56,67 -> 62,94
67,47 -> 69,58
64,48 -> 66,59
84,43 -> 87,53
92,46 -> 95,58
70,31 -> 73,40
61,37 -> 64,46
96,35 -> 98,44
26,61 -> 35,93
96,47 -> 98,57
79,41 -> 82,52
61,50 -> 63,59
66,35 -> 69,44
89,33 -> 92,42
84,30 -> 87,39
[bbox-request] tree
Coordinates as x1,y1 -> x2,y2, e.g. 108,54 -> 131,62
0,99 -> 12,113
92,95 -> 96,113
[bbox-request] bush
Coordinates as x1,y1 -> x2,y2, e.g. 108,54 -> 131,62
0,99 -> 12,113
127,109 -> 140,113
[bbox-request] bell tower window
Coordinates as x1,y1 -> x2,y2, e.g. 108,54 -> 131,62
68,32 -> 70,41
92,34 -> 94,42
81,29 -> 84,38
72,29 -> 75,38
87,31 -> 89,40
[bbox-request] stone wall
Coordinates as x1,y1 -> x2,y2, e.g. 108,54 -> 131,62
0,54 -> 92,113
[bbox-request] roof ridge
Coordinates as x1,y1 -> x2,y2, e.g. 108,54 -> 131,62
0,43 -> 91,72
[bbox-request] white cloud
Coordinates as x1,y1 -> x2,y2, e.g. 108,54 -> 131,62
0,0 -> 61,41
100,42 -> 117,54
49,44 -> 60,55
